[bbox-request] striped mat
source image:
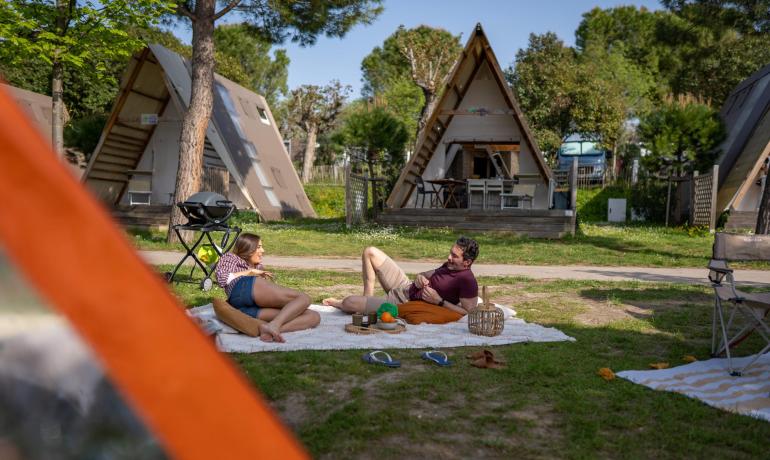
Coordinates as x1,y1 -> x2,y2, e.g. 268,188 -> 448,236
617,354 -> 770,422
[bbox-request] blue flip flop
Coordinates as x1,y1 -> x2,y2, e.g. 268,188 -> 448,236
421,350 -> 451,366
362,350 -> 401,368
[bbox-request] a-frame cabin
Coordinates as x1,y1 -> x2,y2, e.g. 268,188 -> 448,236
714,61 -> 770,230
83,44 -> 315,226
380,24 -> 574,238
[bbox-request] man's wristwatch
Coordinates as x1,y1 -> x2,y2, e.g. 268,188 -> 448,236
438,299 -> 445,307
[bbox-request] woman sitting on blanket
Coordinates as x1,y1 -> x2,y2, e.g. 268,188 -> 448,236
215,233 -> 319,342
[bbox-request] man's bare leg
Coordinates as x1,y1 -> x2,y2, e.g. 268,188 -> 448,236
361,246 -> 390,296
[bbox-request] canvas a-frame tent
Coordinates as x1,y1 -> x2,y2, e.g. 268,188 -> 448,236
714,61 -> 770,227
386,23 -> 553,210
0,83 -> 63,146
83,44 -> 315,220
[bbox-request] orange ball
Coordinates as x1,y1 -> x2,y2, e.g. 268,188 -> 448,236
380,312 -> 395,323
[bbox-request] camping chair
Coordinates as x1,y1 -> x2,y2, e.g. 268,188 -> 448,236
414,176 -> 439,208
501,184 -> 536,209
466,179 -> 486,209
708,232 -> 770,376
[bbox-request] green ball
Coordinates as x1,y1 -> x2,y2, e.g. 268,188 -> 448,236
197,246 -> 219,265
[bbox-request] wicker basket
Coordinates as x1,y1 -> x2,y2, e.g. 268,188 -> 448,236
468,286 -> 504,337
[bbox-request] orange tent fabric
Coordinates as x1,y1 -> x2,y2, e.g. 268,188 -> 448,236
0,86 -> 307,459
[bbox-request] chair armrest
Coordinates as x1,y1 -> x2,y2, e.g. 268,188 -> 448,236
708,259 -> 732,273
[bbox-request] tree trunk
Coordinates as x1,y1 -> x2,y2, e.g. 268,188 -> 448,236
167,0 -> 216,243
415,88 -> 435,144
367,152 -> 378,218
300,126 -> 318,183
51,0 -> 67,157
51,59 -> 65,157
756,174 -> 770,234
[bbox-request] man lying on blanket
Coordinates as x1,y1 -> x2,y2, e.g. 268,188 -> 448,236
323,236 -> 479,323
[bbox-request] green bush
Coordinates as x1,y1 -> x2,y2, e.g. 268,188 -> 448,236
577,181 -> 668,224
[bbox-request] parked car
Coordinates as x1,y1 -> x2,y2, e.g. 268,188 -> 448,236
556,135 -> 609,183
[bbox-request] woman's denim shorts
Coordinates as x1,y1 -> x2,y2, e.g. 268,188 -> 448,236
227,276 -> 261,318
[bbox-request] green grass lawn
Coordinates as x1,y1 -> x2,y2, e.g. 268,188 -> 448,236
168,268 -> 770,458
135,218 -> 770,268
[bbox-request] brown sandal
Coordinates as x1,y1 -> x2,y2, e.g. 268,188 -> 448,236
466,349 -> 506,369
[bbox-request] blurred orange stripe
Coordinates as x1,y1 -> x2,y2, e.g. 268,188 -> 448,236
0,85 -> 307,460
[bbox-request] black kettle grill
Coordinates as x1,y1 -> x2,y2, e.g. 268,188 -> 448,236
166,191 -> 242,290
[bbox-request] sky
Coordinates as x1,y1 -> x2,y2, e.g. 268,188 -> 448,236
173,0 -> 662,98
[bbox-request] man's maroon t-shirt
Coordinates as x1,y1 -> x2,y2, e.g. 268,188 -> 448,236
407,263 -> 478,304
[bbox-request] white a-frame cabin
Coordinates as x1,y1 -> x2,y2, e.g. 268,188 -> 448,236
380,24 -> 575,237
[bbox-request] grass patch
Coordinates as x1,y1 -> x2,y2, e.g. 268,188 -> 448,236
135,219 -> 770,269
164,268 -> 770,458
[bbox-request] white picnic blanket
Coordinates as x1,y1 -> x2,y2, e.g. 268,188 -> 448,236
188,303 -> 574,353
617,354 -> 770,422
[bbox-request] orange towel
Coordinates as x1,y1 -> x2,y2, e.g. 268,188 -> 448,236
397,300 -> 464,324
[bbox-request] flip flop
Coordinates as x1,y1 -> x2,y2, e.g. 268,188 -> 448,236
421,350 -> 452,366
362,350 -> 401,368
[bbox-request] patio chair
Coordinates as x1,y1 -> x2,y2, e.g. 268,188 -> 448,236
467,179 -> 486,209
414,176 -> 439,208
485,179 -> 504,209
708,232 -> 770,376
501,184 -> 535,209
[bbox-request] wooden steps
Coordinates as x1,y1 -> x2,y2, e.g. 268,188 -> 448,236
377,208 -> 576,238
725,210 -> 759,231
112,205 -> 171,231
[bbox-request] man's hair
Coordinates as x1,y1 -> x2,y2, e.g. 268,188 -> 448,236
455,236 -> 479,263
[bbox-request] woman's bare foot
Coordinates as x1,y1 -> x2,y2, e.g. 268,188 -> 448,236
259,322 -> 285,343
322,297 -> 343,308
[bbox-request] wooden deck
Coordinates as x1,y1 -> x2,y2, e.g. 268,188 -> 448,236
377,208 -> 576,238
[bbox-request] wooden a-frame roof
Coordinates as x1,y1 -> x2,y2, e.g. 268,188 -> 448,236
386,23 -> 551,209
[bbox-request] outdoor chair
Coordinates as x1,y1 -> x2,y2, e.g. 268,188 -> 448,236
501,184 -> 535,209
414,176 -> 439,208
484,179 -> 504,209
708,232 -> 770,376
466,179 -> 486,209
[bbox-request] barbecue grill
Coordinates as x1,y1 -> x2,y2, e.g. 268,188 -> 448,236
165,192 -> 242,290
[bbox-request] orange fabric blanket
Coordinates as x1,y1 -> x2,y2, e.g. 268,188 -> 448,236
397,300 -> 464,324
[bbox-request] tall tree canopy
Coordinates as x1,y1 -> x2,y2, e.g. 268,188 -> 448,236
360,25 -> 461,141
506,31 -> 648,167
166,0 -> 382,241
287,81 -> 351,183
340,105 -> 408,210
0,0 -> 174,155
213,23 -> 289,107
638,95 -> 725,176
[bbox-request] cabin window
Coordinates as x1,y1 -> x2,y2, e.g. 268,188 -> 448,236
257,106 -> 270,125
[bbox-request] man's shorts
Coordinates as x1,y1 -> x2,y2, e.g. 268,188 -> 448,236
364,255 -> 412,313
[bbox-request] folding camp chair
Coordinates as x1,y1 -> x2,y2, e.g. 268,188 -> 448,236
708,232 -> 770,376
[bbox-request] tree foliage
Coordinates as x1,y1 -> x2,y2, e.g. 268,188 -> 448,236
340,105 -> 408,208
287,81 -> 351,182
167,0 -> 382,240
361,25 -> 461,141
638,95 -> 725,176
0,0 -> 174,154
506,31 -> 649,163
213,23 -> 289,107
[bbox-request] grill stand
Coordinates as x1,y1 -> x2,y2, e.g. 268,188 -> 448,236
165,223 -> 242,291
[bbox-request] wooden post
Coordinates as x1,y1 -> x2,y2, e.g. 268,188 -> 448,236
690,170 -> 698,226
710,164 -> 719,231
570,157 -> 578,211
345,162 -> 352,229
665,175 -> 672,227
